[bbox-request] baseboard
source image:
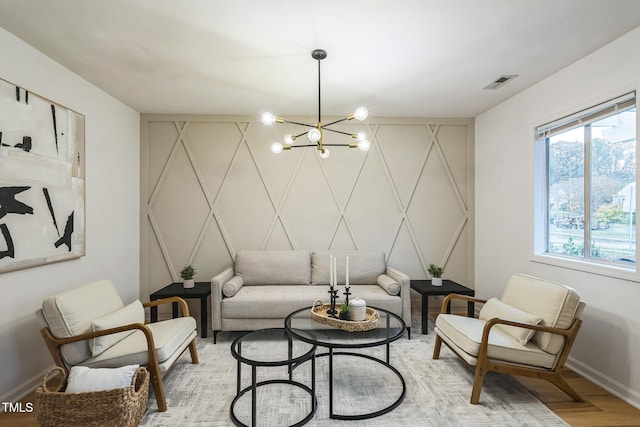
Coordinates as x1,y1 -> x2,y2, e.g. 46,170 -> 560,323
0,364 -> 58,412
567,357 -> 640,410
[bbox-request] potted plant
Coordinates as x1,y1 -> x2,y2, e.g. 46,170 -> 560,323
338,302 -> 352,321
428,263 -> 444,287
180,265 -> 196,289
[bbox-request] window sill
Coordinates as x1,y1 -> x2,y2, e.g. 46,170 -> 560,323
530,253 -> 639,283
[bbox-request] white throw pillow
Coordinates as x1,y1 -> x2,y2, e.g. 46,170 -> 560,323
223,276 -> 244,297
377,274 -> 400,296
66,365 -> 140,393
479,298 -> 542,345
90,300 -> 145,356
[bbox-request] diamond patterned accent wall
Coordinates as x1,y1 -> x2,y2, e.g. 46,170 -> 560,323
141,116 -> 474,297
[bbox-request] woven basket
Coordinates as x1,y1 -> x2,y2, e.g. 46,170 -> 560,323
310,300 -> 379,332
36,366 -> 149,427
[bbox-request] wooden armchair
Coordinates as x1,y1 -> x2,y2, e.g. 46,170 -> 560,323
37,279 -> 199,412
432,273 -> 585,404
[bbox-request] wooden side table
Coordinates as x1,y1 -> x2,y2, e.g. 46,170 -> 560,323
410,279 -> 475,334
150,282 -> 211,338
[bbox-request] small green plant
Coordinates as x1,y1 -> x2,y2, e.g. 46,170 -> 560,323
427,263 -> 444,278
339,302 -> 352,320
180,265 -> 196,280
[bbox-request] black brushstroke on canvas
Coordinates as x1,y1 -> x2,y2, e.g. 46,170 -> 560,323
55,211 -> 74,251
15,86 -> 19,102
15,136 -> 32,152
0,224 -> 14,259
25,90 -> 29,104
0,186 -> 33,220
42,188 -> 60,237
0,131 -> 6,147
51,104 -> 59,155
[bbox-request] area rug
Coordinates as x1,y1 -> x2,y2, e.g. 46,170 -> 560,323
140,312 -> 569,427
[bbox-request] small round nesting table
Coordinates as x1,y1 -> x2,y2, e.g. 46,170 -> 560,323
285,306 -> 406,420
230,328 -> 317,427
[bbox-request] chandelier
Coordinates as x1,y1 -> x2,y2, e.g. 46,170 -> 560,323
261,49 -> 370,159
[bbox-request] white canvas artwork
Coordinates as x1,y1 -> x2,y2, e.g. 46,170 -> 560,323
0,78 -> 85,273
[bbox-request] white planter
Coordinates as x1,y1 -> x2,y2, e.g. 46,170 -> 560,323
432,277 -> 443,287
183,279 -> 195,289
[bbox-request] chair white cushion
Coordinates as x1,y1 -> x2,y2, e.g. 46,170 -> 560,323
81,317 -> 197,371
223,276 -> 244,297
90,300 -> 145,356
42,279 -> 124,365
435,314 -> 557,369
479,298 -> 542,345
66,364 -> 140,393
501,274 -> 581,354
377,274 -> 400,296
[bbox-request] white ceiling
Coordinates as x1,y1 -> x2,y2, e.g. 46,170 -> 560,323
1,0 -> 639,118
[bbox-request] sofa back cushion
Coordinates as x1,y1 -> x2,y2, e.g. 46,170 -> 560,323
311,251 -> 386,285
501,274 -> 581,354
235,250 -> 311,285
42,279 -> 124,365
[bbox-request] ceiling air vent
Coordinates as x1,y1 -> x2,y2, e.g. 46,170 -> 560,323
483,75 -> 518,90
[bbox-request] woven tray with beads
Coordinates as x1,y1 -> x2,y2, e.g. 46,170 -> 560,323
310,300 -> 379,332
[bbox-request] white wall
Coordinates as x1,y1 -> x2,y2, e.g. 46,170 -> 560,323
0,28 -> 140,402
476,27 -> 640,407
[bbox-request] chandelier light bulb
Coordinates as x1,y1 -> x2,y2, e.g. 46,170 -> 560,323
284,134 -> 294,144
308,128 -> 321,143
353,106 -> 368,121
271,142 -> 284,154
261,112 -> 276,125
356,132 -> 367,141
319,148 -> 330,159
357,139 -> 371,152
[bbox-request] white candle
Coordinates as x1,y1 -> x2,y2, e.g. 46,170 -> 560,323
329,255 -> 333,288
345,256 -> 350,289
333,256 -> 337,290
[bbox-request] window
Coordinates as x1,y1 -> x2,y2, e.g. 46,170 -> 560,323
536,92 -> 637,267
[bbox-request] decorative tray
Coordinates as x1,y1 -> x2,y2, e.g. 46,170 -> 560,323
310,300 -> 379,332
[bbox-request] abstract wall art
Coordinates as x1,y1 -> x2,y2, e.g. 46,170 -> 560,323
0,77 -> 85,273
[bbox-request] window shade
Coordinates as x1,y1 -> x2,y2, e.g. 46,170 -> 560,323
536,92 -> 636,139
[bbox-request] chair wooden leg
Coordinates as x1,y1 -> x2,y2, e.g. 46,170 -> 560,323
189,339 -> 199,364
548,373 -> 584,402
148,362 -> 167,412
432,334 -> 443,359
470,365 -> 487,404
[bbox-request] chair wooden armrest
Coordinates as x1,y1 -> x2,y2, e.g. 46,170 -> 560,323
143,296 -> 191,318
40,322 -> 158,375
440,293 -> 487,315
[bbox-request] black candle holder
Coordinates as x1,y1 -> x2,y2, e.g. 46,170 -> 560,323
342,287 -> 351,306
327,288 -> 339,318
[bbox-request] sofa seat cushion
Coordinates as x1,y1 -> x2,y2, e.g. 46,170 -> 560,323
435,314 -> 556,369
81,317 -> 196,372
235,250 -> 311,285
221,285 -> 402,320
42,279 -> 125,365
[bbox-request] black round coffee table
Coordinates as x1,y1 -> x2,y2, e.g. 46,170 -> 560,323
285,305 -> 406,420
230,328 -> 317,427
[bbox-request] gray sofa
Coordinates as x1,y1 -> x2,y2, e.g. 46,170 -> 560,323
211,250 -> 411,342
